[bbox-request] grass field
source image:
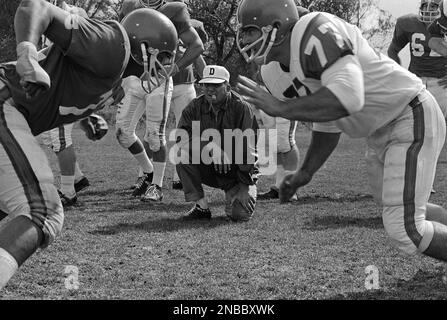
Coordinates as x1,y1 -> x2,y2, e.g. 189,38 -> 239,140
1,123 -> 446,300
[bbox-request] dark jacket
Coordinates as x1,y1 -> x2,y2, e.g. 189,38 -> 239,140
177,91 -> 259,185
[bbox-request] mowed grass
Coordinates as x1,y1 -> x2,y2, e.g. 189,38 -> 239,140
1,123 -> 447,300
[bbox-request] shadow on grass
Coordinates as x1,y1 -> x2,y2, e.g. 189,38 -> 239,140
294,193 -> 374,205
303,214 -> 383,231
328,268 -> 447,300
88,216 -> 233,235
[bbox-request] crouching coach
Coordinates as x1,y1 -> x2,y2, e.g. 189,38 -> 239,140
175,65 -> 259,222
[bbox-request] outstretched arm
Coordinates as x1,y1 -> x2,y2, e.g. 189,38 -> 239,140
279,131 -> 341,202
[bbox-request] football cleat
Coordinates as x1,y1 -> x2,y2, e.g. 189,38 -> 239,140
58,190 -> 77,208
74,176 -> 90,193
183,204 -> 212,220
141,184 -> 163,202
132,172 -> 153,197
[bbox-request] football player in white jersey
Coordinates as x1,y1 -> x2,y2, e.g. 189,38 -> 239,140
236,0 -> 447,261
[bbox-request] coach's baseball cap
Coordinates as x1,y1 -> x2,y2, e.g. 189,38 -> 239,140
199,65 -> 230,84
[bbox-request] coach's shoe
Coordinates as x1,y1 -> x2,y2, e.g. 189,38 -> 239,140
74,176 -> 90,193
258,188 -> 279,200
141,184 -> 163,202
172,180 -> 183,190
183,204 -> 211,220
132,172 -> 153,197
58,190 -> 77,208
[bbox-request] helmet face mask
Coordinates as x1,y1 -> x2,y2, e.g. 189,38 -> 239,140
236,24 -> 277,65
236,0 -> 299,65
140,44 -> 176,93
122,8 -> 178,93
419,0 -> 441,23
139,0 -> 165,10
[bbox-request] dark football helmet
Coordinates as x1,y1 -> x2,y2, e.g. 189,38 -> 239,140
121,8 -> 178,92
420,0 -> 442,23
236,0 -> 299,65
79,114 -> 109,141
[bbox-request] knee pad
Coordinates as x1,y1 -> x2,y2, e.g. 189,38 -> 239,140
276,118 -> 296,153
115,127 -> 138,149
144,127 -> 165,152
382,206 -> 434,255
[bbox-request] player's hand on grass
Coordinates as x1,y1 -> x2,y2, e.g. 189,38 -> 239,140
279,170 -> 312,203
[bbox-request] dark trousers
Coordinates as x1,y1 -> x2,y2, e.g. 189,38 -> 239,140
176,163 -> 239,202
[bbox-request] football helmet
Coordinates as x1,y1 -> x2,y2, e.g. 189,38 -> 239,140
79,114 -> 109,141
121,8 -> 178,93
419,0 -> 442,23
138,0 -> 165,10
236,0 -> 299,65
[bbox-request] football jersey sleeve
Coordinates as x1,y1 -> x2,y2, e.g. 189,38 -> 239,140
300,14 -> 354,80
390,17 -> 410,50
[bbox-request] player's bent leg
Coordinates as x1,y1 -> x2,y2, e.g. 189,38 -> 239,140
381,90 -> 446,259
170,84 -> 196,188
143,78 -> 173,198
0,103 -> 63,289
426,203 -> 447,225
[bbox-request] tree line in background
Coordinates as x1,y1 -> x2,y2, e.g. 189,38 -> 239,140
0,0 -> 396,83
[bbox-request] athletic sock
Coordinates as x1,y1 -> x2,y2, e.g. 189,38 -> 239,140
0,248 -> 18,290
134,151 -> 153,174
60,175 -> 76,198
152,162 -> 166,187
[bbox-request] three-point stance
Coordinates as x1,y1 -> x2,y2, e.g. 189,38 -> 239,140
236,0 -> 447,261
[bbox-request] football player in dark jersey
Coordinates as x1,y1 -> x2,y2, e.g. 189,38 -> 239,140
115,0 -> 204,202
0,1 -> 176,290
388,0 -> 447,117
